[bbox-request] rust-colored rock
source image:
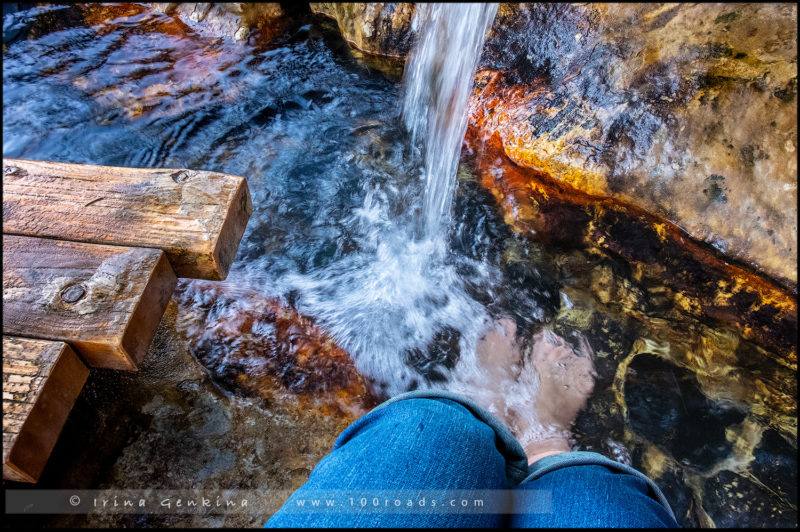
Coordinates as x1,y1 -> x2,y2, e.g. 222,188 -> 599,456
313,3 -> 797,285
464,128 -> 797,367
172,280 -> 379,418
474,3 -> 797,286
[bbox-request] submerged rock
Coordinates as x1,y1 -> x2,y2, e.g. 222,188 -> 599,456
703,469 -> 797,527
651,468 -> 701,527
316,2 -> 798,287
464,128 -> 797,366
151,2 -> 288,41
172,279 -> 379,418
624,353 -> 747,472
749,429 -> 798,507
473,3 -> 797,286
540,237 -> 796,527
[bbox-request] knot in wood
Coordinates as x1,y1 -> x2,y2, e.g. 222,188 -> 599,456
60,284 -> 86,303
4,165 -> 20,175
171,170 -> 190,183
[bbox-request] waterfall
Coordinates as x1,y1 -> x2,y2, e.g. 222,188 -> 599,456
402,3 -> 498,239
240,4 -> 504,397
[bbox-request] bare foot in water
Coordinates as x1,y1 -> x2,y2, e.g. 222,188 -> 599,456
475,318 -> 521,384
522,330 -> 596,464
466,318 -> 523,415
470,322 -> 596,465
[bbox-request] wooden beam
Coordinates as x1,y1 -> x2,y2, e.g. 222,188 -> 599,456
2,235 -> 177,370
3,336 -> 89,483
2,158 -> 252,280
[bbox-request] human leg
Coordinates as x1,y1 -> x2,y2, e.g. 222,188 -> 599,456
266,391 -> 528,528
469,323 -> 677,527
511,452 -> 679,527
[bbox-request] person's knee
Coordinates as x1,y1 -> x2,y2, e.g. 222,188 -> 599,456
523,465 -> 677,527
330,397 -> 508,477
335,397 -> 491,451
308,397 -> 509,490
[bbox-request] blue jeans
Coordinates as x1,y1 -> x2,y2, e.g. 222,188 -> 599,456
266,390 -> 678,528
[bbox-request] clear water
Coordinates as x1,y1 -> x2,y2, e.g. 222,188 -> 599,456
2,4 -> 551,401
4,7 -> 795,528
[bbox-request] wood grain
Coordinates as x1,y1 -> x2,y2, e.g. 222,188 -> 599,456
2,235 -> 177,370
3,336 -> 89,483
3,158 -> 252,280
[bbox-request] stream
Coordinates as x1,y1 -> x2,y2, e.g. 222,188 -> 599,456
2,4 -> 796,528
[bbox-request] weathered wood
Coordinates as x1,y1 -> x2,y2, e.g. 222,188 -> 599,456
2,235 -> 177,370
3,158 -> 252,280
3,336 -> 89,483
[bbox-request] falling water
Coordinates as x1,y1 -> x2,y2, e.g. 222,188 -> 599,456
5,9 -> 794,526
402,3 -> 499,239
268,2 -> 505,396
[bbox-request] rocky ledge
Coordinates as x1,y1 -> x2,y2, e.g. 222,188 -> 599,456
315,2 -> 798,290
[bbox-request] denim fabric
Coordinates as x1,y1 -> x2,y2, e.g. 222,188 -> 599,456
266,390 -> 679,528
371,389 -> 530,484
512,464 -> 677,527
522,450 -> 675,516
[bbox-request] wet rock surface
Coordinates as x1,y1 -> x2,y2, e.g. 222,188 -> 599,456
538,241 -> 798,527
150,2 -> 290,42
172,279 -> 379,417
750,429 -> 798,507
473,2 -> 798,286
309,2 -> 414,58
703,469 -> 797,528
2,3 -> 796,529
315,2 -> 798,285
465,130 -> 797,365
624,353 -> 747,473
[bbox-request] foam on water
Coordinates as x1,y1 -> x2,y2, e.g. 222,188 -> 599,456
279,180 -> 496,396
253,4 -> 508,396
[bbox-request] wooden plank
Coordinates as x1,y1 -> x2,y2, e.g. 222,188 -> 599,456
3,158 -> 252,280
2,235 -> 177,370
3,336 -> 89,483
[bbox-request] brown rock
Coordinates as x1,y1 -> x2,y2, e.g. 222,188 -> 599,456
309,2 -> 415,58
463,128 -> 797,366
474,3 -> 798,286
172,279 -> 379,418
151,2 -> 285,41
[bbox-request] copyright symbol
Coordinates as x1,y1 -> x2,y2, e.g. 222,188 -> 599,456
69,495 -> 80,506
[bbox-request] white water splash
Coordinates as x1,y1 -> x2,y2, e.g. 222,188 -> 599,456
263,4 -> 503,396
281,182 -> 497,396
